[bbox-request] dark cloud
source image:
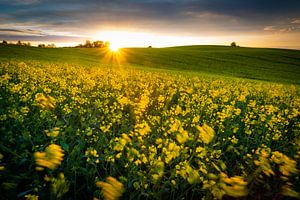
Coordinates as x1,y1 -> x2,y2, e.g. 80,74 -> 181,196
0,28 -> 46,36
0,32 -> 87,43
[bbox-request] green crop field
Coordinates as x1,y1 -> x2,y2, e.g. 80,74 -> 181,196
0,45 -> 300,199
1,45 -> 300,84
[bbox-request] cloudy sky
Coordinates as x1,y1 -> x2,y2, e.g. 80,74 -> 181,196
1,0 -> 300,48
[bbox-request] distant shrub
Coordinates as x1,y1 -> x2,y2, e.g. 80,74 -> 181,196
47,43 -> 56,48
231,42 -> 237,47
38,44 -> 46,48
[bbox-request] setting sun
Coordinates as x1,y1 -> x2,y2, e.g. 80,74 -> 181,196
109,43 -> 120,52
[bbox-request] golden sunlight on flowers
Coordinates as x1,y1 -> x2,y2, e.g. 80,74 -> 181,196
281,184 -> 300,198
1,61 -> 299,199
96,176 -> 125,200
253,147 -> 275,176
271,151 -> 298,176
151,160 -> 164,183
35,93 -> 56,109
220,173 -> 248,198
0,153 -> 4,171
203,172 -> 248,199
45,127 -> 60,137
34,144 -> 64,170
197,124 -> 215,144
25,194 -> 39,200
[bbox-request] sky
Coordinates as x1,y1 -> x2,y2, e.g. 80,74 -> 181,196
0,0 -> 300,48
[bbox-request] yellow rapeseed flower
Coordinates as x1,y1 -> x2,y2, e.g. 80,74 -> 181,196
271,151 -> 298,176
176,129 -> 189,144
25,194 -> 39,200
281,184 -> 300,198
96,177 -> 125,200
220,173 -> 248,198
34,144 -> 64,170
45,127 -> 60,137
35,93 -> 56,109
197,124 -> 215,144
151,160 -> 164,183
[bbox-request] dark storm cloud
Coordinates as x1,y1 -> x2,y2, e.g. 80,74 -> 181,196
0,28 -> 46,36
1,0 -> 300,40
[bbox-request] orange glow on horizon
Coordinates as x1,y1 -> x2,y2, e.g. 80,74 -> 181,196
91,30 -> 300,49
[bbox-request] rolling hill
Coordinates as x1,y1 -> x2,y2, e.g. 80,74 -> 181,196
1,44 -> 299,84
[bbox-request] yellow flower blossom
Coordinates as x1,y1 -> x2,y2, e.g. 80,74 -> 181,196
96,177 -> 125,200
45,127 -> 60,137
34,144 -> 64,170
35,93 -> 56,109
51,173 -> 69,199
271,151 -> 298,176
220,173 -> 248,198
281,184 -> 300,198
196,124 -> 215,144
151,160 -> 164,183
254,148 -> 275,176
176,129 -> 189,144
0,153 -> 4,171
25,194 -> 39,200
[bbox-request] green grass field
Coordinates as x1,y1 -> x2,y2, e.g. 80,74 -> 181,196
0,44 -> 300,199
1,45 -> 299,84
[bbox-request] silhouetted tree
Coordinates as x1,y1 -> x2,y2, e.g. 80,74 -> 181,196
2,40 -> 8,44
93,40 -> 104,48
17,40 -> 22,45
84,40 -> 93,48
231,42 -> 237,47
75,40 -> 110,48
47,43 -> 56,48
22,42 -> 31,46
38,44 -> 46,48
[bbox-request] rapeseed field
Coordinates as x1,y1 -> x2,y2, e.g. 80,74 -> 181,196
0,61 -> 299,199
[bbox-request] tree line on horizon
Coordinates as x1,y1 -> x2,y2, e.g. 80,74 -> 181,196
1,39 -> 239,48
1,40 -> 110,48
1,40 -> 32,47
0,40 -> 56,48
75,40 -> 110,48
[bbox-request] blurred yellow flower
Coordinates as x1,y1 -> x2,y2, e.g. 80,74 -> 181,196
220,173 -> 248,198
25,194 -> 38,200
45,127 -> 60,137
34,144 -> 64,170
197,124 -> 215,144
96,177 -> 125,200
281,184 -> 300,198
35,93 -> 56,109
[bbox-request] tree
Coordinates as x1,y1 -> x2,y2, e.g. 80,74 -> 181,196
84,40 -> 93,48
17,40 -> 22,45
230,42 -> 237,47
2,40 -> 8,44
38,44 -> 46,48
47,43 -> 56,48
93,40 -> 104,48
75,40 -> 110,48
